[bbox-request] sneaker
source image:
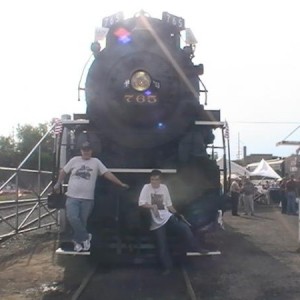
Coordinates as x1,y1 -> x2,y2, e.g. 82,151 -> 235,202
74,242 -> 83,252
83,237 -> 91,251
83,233 -> 92,251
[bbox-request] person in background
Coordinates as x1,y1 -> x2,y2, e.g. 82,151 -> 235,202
230,177 -> 241,216
279,178 -> 287,214
138,169 -> 208,275
241,177 -> 256,216
285,174 -> 297,215
53,141 -> 129,252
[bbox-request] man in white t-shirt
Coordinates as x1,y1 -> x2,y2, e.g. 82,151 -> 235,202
139,169 -> 207,274
54,141 -> 129,252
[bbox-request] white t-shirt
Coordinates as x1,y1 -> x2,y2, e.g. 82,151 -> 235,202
63,156 -> 108,200
138,183 -> 173,230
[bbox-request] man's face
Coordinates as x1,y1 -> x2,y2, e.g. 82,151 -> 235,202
150,175 -> 161,188
81,149 -> 92,160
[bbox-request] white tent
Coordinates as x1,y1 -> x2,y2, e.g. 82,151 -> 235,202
250,159 -> 281,179
217,157 -> 251,177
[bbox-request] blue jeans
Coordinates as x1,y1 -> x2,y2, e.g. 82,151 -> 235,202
66,197 -> 94,243
153,215 -> 198,270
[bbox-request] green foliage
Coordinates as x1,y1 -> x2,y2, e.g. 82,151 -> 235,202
0,136 -> 16,167
0,122 -> 54,171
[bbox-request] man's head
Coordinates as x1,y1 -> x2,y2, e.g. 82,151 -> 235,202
80,141 -> 92,159
150,169 -> 162,188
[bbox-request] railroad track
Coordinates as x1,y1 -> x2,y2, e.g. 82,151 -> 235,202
70,262 -> 200,300
0,199 -> 57,240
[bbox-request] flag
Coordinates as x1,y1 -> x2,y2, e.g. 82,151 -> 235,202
224,120 -> 229,139
53,118 -> 63,136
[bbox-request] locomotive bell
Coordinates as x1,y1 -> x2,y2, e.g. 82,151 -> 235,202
90,42 -> 101,55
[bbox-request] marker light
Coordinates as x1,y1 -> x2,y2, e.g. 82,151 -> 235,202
157,122 -> 165,129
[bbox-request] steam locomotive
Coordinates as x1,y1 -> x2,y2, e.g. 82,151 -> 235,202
55,11 -> 228,262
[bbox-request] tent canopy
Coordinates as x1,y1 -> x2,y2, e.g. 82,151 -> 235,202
217,157 -> 251,177
250,159 -> 281,179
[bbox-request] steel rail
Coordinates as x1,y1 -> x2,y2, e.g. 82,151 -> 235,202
71,264 -> 99,300
181,264 -> 197,300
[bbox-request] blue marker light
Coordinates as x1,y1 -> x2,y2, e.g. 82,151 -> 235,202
157,122 -> 165,129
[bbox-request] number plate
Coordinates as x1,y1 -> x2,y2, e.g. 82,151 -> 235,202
102,12 -> 124,28
162,12 -> 185,30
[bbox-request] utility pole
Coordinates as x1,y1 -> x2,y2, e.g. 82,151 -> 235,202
237,132 -> 241,160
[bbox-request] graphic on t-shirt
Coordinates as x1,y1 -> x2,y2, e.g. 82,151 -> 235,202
75,165 -> 93,180
151,193 -> 164,210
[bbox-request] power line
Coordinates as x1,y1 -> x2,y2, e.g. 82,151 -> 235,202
229,121 -> 300,124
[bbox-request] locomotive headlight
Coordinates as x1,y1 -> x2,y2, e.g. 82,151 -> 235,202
130,71 -> 151,92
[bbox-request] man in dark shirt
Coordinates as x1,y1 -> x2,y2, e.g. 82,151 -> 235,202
285,175 -> 297,215
279,178 -> 287,214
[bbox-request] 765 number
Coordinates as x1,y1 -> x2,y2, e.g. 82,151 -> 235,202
124,95 -> 158,103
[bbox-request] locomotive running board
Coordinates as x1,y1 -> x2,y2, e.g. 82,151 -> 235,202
55,248 -> 90,255
186,250 -> 221,256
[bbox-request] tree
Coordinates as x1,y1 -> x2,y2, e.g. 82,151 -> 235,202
0,122 -> 54,170
0,136 -> 16,167
0,122 -> 54,190
15,123 -> 54,170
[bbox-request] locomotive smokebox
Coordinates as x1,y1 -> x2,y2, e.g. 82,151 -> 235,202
85,12 -> 202,149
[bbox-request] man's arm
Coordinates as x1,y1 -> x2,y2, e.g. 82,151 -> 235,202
103,171 -> 129,189
140,203 -> 159,217
139,186 -> 159,217
53,169 -> 67,191
168,205 -> 192,226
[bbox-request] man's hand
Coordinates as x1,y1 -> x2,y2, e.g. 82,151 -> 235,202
53,183 -> 61,192
121,183 -> 130,189
174,212 -> 192,227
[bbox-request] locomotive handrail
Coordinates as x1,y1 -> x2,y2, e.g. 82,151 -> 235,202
194,121 -> 225,127
60,119 -> 226,130
207,146 -> 225,149
108,168 -> 177,173
60,120 -> 225,127
61,119 -> 90,125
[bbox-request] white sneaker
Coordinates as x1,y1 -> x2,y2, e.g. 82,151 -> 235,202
83,234 -> 92,251
83,239 -> 90,251
74,242 -> 83,252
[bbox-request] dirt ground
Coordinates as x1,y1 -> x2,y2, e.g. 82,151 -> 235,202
0,204 -> 300,299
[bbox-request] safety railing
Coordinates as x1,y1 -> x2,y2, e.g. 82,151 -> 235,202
0,124 -> 59,241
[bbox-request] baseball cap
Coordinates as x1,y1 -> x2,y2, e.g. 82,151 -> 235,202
80,141 -> 92,150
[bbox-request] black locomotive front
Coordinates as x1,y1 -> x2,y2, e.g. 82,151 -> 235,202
85,11 -> 210,168
58,11 -> 225,261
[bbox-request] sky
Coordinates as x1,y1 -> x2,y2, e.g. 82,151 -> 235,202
0,0 -> 299,160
